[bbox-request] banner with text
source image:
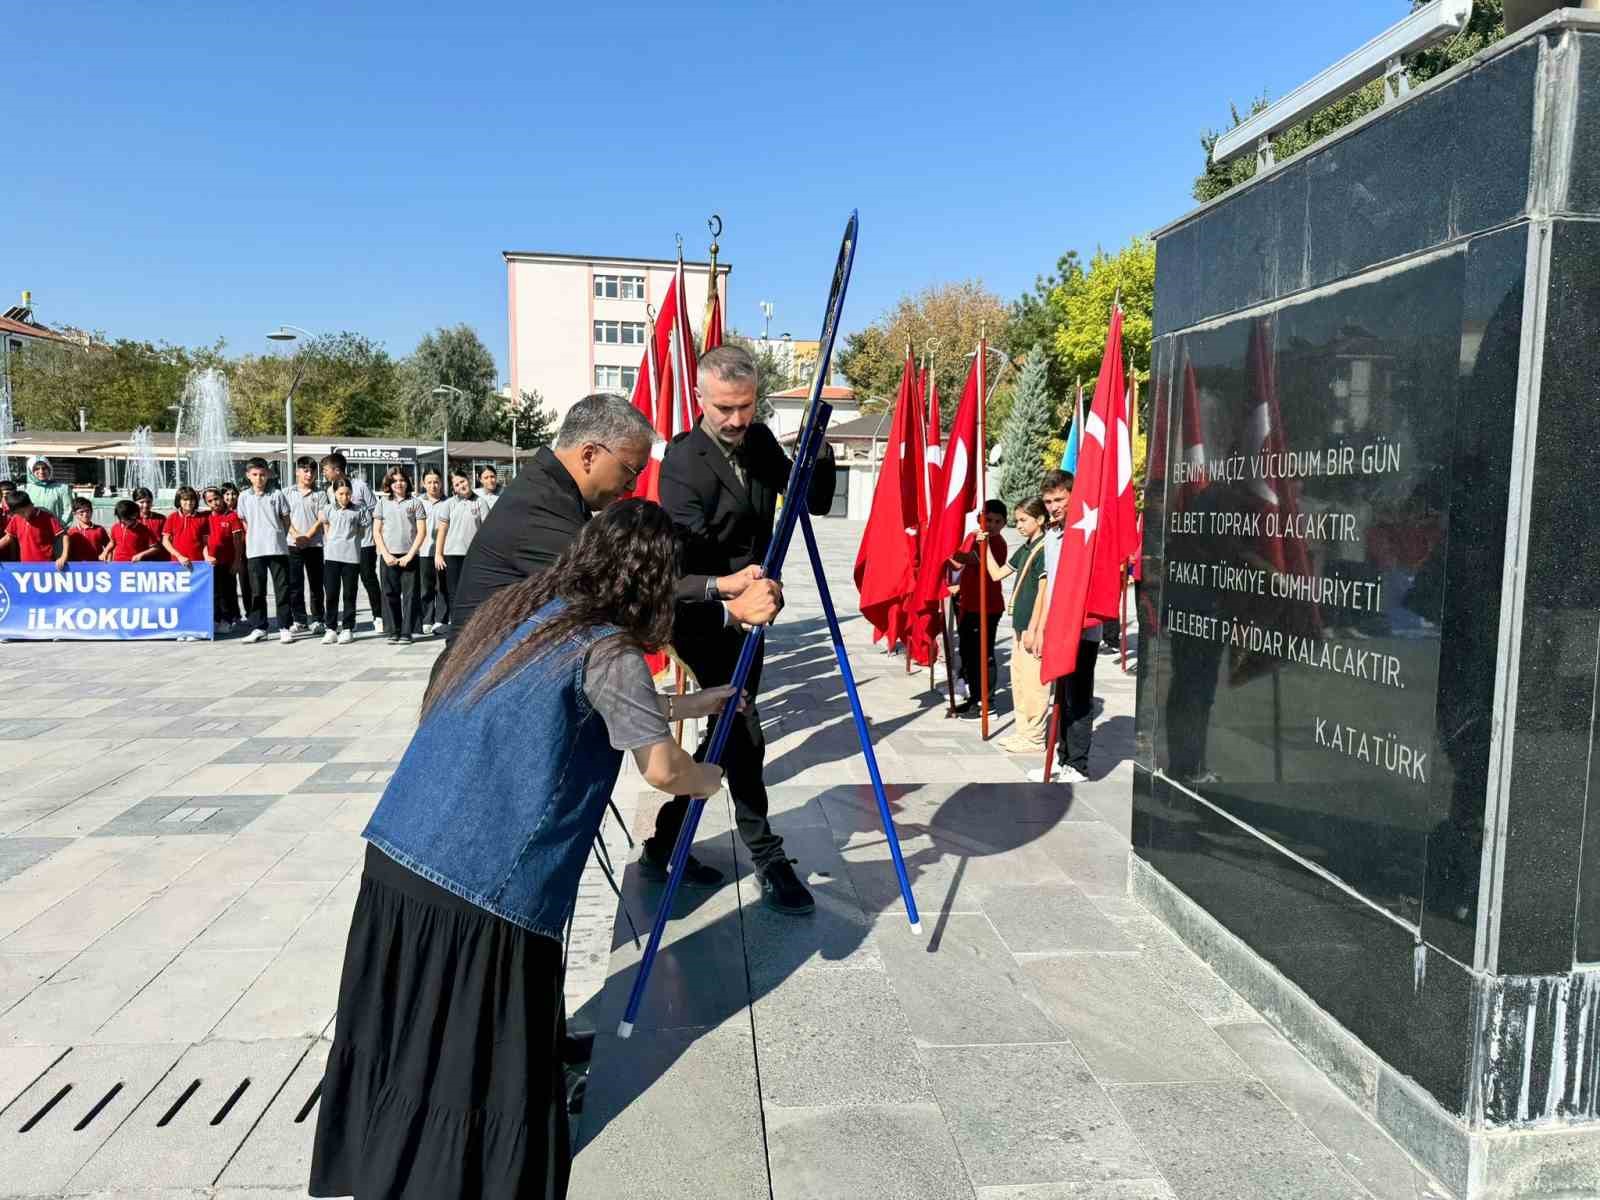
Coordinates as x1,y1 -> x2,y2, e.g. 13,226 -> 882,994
0,563 -> 214,641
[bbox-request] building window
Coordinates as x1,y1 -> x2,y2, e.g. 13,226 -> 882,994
594,320 -> 646,345
594,273 -> 645,300
594,365 -> 639,393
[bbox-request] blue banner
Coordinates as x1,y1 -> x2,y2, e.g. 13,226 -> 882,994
0,563 -> 215,641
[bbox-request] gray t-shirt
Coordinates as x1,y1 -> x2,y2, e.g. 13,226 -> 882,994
286,486 -> 328,548
583,644 -> 671,751
419,495 -> 446,543
328,476 -> 378,549
438,494 -> 491,555
236,488 -> 291,558
374,496 -> 424,556
323,504 -> 371,564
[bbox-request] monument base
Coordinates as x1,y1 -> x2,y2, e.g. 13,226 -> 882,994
1131,850 -> 1600,1200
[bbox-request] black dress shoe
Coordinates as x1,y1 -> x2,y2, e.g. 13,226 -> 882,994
637,849 -> 726,888
759,858 -> 815,914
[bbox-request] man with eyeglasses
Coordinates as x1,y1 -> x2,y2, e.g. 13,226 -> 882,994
444,391 -> 783,644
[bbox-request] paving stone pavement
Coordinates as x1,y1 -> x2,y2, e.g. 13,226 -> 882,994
0,520 -> 1454,1199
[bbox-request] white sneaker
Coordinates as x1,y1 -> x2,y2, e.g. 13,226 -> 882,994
1027,765 -> 1089,784
243,628 -> 266,644
422,622 -> 435,636
310,621 -> 326,635
373,618 -> 384,634
337,629 -> 353,645
279,628 -> 294,644
321,630 -> 338,645
289,622 -> 308,634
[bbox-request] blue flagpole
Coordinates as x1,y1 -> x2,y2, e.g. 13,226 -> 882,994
798,507 -> 919,931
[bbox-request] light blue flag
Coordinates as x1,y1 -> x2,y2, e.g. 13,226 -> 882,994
1060,386 -> 1083,472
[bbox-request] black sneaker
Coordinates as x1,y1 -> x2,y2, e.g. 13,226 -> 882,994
637,848 -> 725,888
759,858 -> 815,915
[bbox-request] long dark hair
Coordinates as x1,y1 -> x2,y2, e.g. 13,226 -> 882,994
422,499 -> 679,717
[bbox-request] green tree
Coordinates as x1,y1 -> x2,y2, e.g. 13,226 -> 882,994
1000,251 -> 1081,402
997,346 -> 1055,512
297,332 -> 401,437
837,281 -> 1008,423
400,325 -> 501,441
1193,1 -> 1506,202
495,388 -> 558,450
10,332 -> 204,433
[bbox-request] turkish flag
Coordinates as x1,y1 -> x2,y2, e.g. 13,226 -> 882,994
1041,307 -> 1138,683
628,265 -> 701,503
856,347 -> 933,664
910,353 -> 979,620
702,281 -> 724,352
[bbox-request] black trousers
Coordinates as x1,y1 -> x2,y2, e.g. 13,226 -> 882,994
288,545 -> 325,625
359,546 -> 382,624
246,555 -> 291,632
418,554 -> 447,628
443,555 -> 467,634
323,560 -> 362,632
213,560 -> 238,623
235,557 -> 254,620
380,558 -> 420,637
647,636 -> 782,869
957,610 -> 1001,701
1053,637 -> 1100,773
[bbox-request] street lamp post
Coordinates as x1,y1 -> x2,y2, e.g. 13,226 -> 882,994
266,324 -> 313,483
431,386 -> 463,482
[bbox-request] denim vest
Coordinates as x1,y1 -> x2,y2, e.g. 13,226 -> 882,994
364,602 -> 624,941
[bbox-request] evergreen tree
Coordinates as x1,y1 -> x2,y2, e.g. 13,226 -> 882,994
997,345 -> 1054,513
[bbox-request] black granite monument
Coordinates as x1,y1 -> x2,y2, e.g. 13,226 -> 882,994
1135,12 -> 1600,1196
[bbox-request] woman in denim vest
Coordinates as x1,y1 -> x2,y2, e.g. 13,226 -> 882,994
309,500 -> 731,1200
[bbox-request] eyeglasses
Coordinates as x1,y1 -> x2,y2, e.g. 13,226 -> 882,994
595,443 -> 644,485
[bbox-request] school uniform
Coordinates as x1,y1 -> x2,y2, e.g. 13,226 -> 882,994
108,521 -> 158,562
4,509 -> 63,563
286,485 -> 329,627
436,493 -> 492,633
208,509 -> 245,622
322,504 -> 371,633
328,476 -> 382,626
64,521 -> 109,562
374,495 -> 425,638
417,494 -> 447,629
139,511 -> 169,561
237,488 -> 293,633
164,511 -> 210,561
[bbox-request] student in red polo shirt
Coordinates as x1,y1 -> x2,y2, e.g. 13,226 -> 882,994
206,485 -> 245,631
0,480 -> 18,563
162,486 -> 212,568
0,491 -> 67,567
63,496 -> 110,562
948,499 -> 1008,716
132,487 -> 169,562
106,499 -> 161,562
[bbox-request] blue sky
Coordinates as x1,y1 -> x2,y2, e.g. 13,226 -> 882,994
9,1 -> 1409,378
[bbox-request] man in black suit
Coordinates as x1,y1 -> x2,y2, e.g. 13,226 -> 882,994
644,344 -> 836,914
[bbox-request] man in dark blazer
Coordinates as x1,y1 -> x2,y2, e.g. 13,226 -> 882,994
645,344 -> 837,914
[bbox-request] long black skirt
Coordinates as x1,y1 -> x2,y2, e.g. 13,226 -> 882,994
309,844 -> 570,1200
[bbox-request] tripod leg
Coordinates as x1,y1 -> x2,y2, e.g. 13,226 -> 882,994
799,510 -> 920,931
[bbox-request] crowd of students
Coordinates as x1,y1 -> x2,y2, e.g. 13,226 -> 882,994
0,453 -> 505,646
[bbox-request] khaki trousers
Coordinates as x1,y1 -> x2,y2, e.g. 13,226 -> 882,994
1008,639 -> 1050,748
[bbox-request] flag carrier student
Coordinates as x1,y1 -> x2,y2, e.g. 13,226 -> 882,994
620,210 -> 922,1037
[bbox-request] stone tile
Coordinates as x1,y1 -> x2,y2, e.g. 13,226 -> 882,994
237,794 -> 349,833
752,968 -> 931,1105
571,1022 -> 767,1200
1022,956 -> 1250,1084
0,797 -> 72,836
257,831 -> 364,884
1,884 -> 155,953
0,948 -> 172,1044
173,832 -> 304,887
72,1037 -> 314,1191
90,947 -> 275,1043
87,836 -> 230,891
352,666 -> 436,682
331,737 -> 412,763
0,951 -> 73,1014
1216,1022 -> 1452,1200
1109,1080 -> 1370,1200
146,715 -> 281,739
975,1183 -> 1178,1199
765,1103 -> 974,1200
214,1039 -> 327,1188
131,698 -> 219,718
211,944 -> 342,1041
209,737 -> 354,765
0,1043 -> 69,1114
981,883 -> 1136,954
192,881 -> 337,951
873,914 -> 1064,1047
90,885 -> 246,952
0,719 -> 63,739
0,836 -> 72,885
290,761 -> 396,793
1090,898 -> 1258,1025
229,680 -> 347,698
1038,822 -> 1132,897
89,794 -> 281,837
0,1042 -> 189,1194
18,797 -> 149,838
921,1043 -> 1157,1187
